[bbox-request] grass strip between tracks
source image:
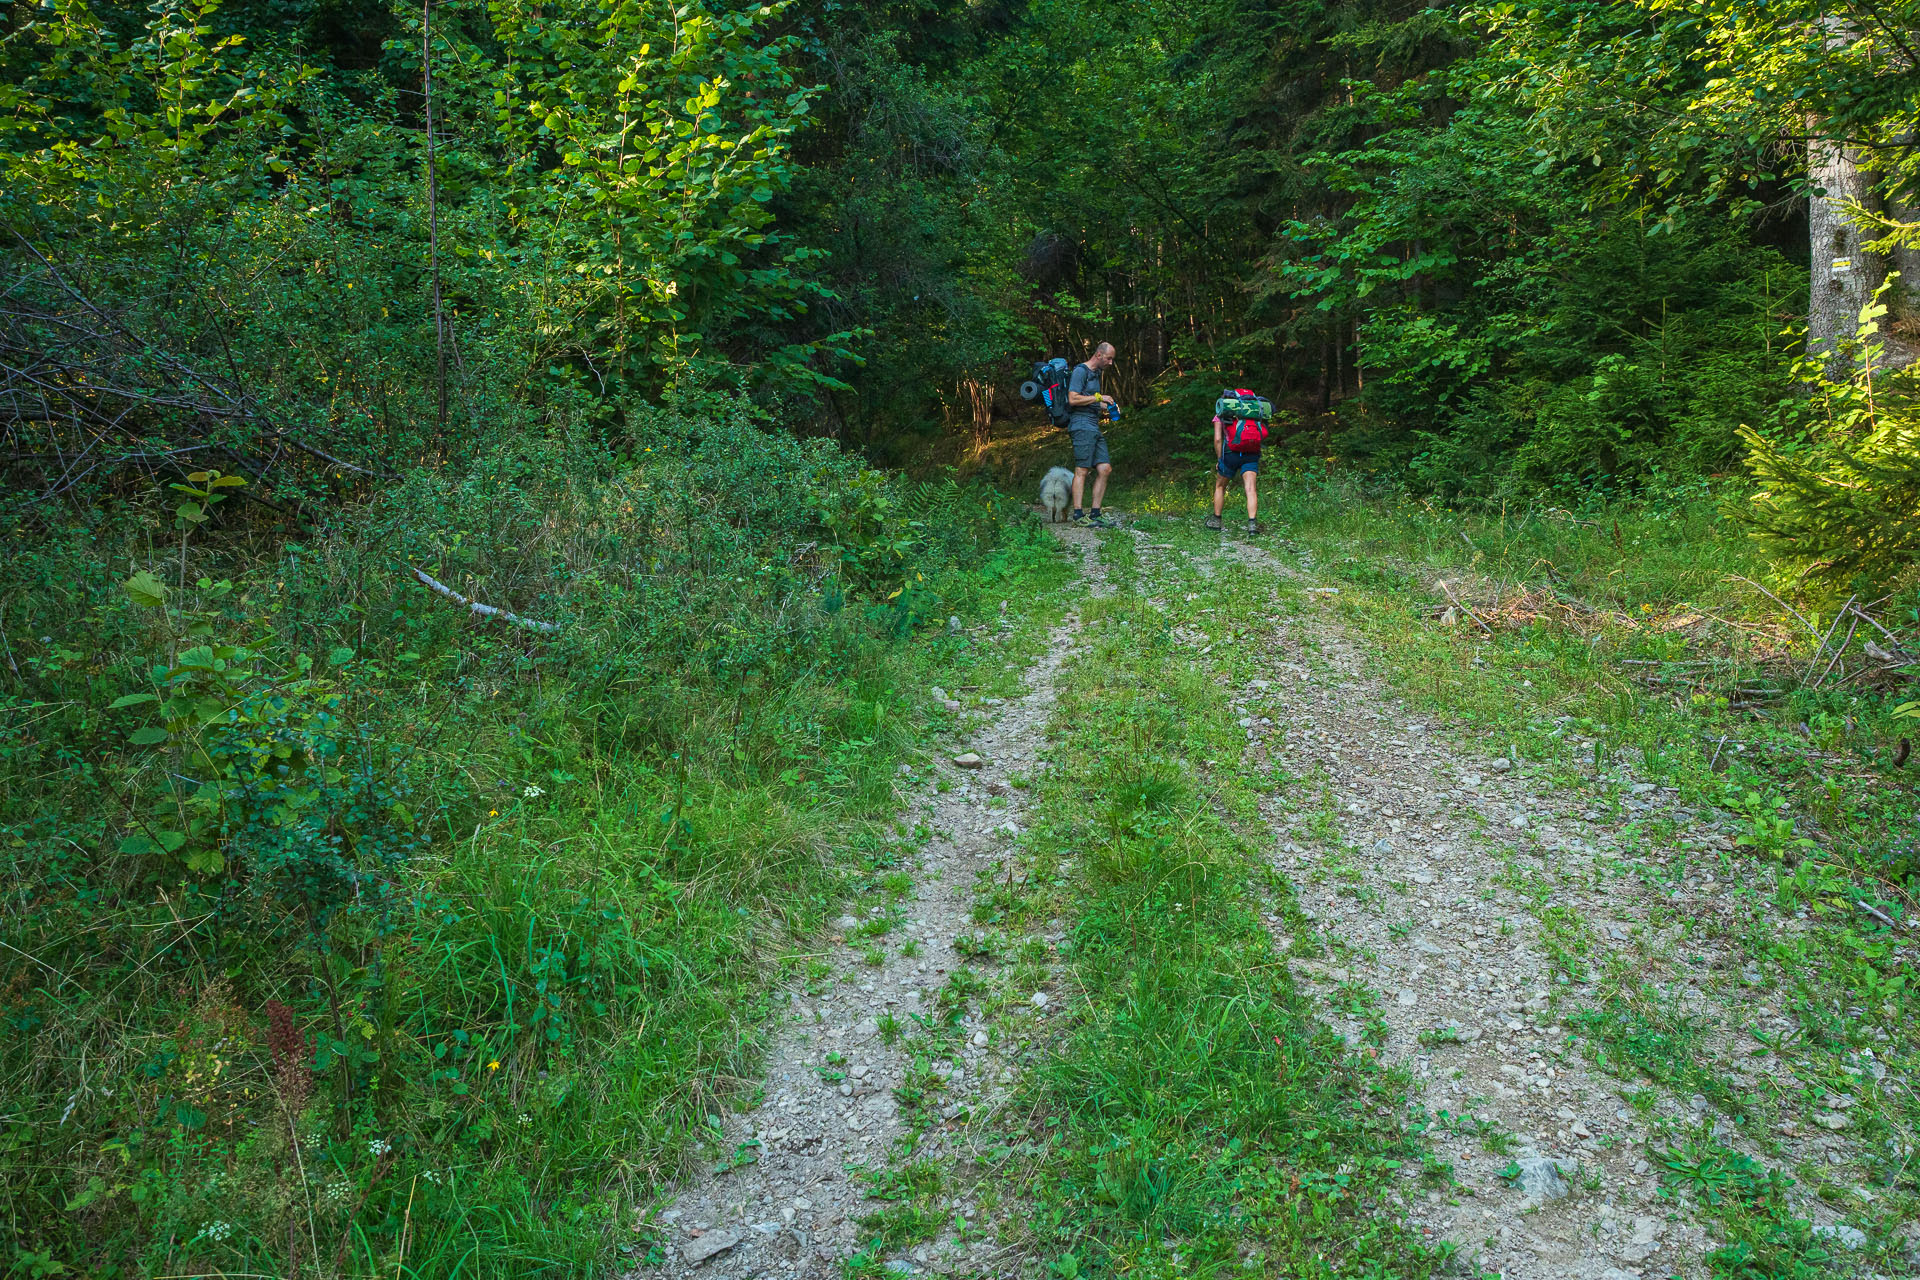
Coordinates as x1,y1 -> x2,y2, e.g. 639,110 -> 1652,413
991,531 -> 1447,1279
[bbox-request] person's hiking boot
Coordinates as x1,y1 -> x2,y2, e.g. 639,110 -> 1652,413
1246,518 -> 1260,536
1069,510 -> 1089,527
1204,515 -> 1223,531
1089,512 -> 1116,528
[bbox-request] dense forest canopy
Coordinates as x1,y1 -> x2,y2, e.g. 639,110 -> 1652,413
8,0 -> 1920,1275
6,0 -> 1920,506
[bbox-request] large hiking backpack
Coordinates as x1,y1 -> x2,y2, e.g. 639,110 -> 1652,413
1215,388 -> 1271,454
1019,358 -> 1074,428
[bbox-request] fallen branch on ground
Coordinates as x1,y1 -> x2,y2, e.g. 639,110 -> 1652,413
409,567 -> 559,633
1435,580 -> 1494,635
1728,575 -> 1821,643
1855,899 -> 1908,932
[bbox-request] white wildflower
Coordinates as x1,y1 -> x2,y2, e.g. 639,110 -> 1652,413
523,784 -> 544,798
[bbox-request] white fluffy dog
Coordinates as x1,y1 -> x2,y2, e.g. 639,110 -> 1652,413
1038,466 -> 1074,523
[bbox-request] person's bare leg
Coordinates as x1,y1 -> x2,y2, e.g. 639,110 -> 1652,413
1213,472 -> 1227,517
1091,462 -> 1111,510
1073,468 -> 1089,511
1243,470 -> 1258,520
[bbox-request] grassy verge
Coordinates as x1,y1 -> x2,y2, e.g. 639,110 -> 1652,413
968,530 -> 1444,1278
1,408 -> 1066,1278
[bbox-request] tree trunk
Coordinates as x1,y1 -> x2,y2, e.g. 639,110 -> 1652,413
963,375 -> 993,454
1806,16 -> 1889,379
1807,113 -> 1881,379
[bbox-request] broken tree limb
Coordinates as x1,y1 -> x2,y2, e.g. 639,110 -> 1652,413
1812,612 -> 1861,689
1436,579 -> 1494,636
1804,594 -> 1857,685
1847,603 -> 1915,658
1728,575 -> 1821,642
1855,898 -> 1907,931
409,566 -> 559,633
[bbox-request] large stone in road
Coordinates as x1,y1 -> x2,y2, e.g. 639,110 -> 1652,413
681,1229 -> 743,1265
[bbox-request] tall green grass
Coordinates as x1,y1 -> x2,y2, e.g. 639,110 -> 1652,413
0,403 -> 1063,1276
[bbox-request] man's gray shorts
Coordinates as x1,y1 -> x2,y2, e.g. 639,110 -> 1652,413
1068,422 -> 1111,470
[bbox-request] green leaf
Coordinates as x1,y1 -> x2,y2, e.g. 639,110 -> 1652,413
183,846 -> 224,873
64,1177 -> 109,1212
328,646 -> 356,666
109,692 -> 159,709
124,571 -> 169,608
128,726 -> 171,745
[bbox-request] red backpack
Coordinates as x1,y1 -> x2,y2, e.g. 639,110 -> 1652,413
1217,387 -> 1271,454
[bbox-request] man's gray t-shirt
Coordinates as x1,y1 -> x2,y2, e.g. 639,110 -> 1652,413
1067,363 -> 1102,427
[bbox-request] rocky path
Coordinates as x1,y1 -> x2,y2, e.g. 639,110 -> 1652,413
641,514 -> 1903,1279
641,524 -> 1103,1278
1203,532 -> 1891,1279
1230,563 -> 1687,1280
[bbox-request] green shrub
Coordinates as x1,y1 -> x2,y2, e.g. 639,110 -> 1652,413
1738,293 -> 1920,590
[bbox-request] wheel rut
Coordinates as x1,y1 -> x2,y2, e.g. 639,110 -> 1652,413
641,524 -> 1103,1279
1202,532 -> 1882,1279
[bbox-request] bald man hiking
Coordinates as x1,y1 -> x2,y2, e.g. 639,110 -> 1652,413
1065,341 -> 1118,527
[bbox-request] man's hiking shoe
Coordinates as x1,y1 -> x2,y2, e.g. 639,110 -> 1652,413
1069,511 -> 1089,527
1204,515 -> 1223,531
1089,513 -> 1116,528
1247,518 -> 1260,536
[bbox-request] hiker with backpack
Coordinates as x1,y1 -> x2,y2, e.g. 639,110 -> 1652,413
1207,388 -> 1270,535
1019,342 -> 1120,526
1064,342 -> 1118,526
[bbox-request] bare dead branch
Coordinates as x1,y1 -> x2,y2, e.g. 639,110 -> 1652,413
408,567 -> 560,633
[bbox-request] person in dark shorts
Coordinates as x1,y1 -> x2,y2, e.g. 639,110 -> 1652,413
1064,341 -> 1117,526
1206,408 -> 1262,535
